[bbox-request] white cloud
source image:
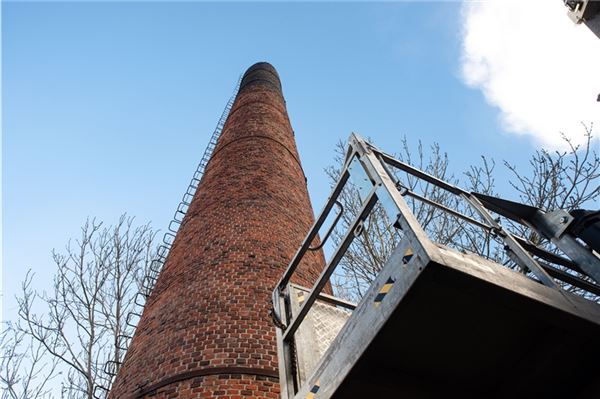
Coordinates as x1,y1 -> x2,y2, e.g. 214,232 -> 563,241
460,0 -> 600,148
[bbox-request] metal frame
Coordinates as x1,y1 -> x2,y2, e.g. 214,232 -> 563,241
272,133 -> 600,399
564,0 -> 600,39
273,133 -> 434,399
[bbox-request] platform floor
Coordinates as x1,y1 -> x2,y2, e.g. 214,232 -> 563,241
329,258 -> 600,398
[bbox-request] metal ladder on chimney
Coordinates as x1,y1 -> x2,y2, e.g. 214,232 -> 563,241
93,76 -> 241,399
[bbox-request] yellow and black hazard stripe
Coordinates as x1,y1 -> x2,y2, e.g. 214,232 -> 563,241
402,247 -> 414,264
306,381 -> 320,399
373,277 -> 395,307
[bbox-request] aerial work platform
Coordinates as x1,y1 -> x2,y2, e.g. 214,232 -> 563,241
272,134 -> 600,398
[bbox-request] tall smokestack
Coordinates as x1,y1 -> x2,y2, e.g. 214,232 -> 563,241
108,62 -> 325,398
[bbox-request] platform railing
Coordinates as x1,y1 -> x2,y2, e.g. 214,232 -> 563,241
272,133 -> 600,399
272,133 -> 435,398
373,143 -> 600,292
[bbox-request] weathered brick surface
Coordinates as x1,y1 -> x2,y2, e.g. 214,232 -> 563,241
108,63 -> 326,398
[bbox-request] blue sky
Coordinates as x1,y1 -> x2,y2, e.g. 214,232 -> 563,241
2,1 -> 597,321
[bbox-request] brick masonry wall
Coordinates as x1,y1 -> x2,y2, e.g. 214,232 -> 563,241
108,63 -> 326,399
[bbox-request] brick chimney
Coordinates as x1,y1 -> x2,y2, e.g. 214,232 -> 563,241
108,62 -> 326,398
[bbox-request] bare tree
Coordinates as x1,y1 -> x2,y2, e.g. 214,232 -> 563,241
97,217 -> 154,383
504,125 -> 600,242
327,126 -> 599,301
0,322 -> 58,399
506,126 -> 599,211
501,124 -> 600,297
15,215 -> 156,399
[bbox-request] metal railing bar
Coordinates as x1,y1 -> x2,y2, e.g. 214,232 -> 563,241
464,193 -> 559,289
513,236 -> 584,275
405,188 -> 492,232
308,201 -> 344,251
290,284 -> 357,310
276,170 -> 351,292
374,152 -> 494,238
355,141 -> 433,254
538,260 -> 600,296
378,147 -> 588,279
376,151 -> 467,196
283,189 -> 378,343
371,138 -> 588,288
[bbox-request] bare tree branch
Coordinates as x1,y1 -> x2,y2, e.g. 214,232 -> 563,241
14,215 -> 157,399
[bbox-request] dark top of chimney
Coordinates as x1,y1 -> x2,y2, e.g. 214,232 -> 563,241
239,62 -> 282,94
